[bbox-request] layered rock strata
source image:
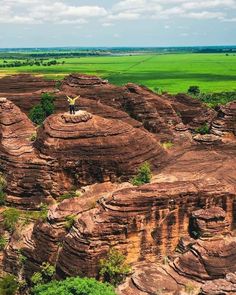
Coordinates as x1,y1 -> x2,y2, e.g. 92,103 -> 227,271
35,111 -> 166,185
18,179 -> 236,280
212,101 -> 236,136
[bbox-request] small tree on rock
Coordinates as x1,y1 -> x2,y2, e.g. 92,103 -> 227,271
188,86 -> 200,96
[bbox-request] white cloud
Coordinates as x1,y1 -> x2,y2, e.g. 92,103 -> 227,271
0,0 -> 235,25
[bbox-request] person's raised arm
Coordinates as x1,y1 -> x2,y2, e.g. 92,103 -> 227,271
74,95 -> 80,101
66,95 -> 71,101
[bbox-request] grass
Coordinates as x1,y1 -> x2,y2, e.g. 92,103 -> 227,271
0,53 -> 236,94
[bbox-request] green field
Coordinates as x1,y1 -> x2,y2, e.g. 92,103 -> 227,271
0,53 -> 236,94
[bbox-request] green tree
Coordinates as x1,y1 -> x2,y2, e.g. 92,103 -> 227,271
99,249 -> 131,286
2,208 -> 20,232
29,93 -> 55,125
32,277 -> 116,295
0,275 -> 18,295
29,105 -> 46,125
188,85 -> 200,96
131,162 -> 152,186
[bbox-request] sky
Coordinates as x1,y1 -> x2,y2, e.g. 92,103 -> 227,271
0,0 -> 236,48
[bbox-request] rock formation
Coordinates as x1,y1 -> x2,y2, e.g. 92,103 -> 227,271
0,100 -> 166,206
0,73 -> 235,294
212,101 -> 236,136
16,179 -> 235,281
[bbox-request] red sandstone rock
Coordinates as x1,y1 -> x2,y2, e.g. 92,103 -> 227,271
212,101 -> 236,136
35,111 -> 166,185
18,179 -> 236,280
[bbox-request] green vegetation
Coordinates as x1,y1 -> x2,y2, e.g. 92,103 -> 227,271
58,190 -> 79,202
132,162 -> 152,186
161,141 -> 174,149
29,93 -> 55,125
1,53 -> 236,94
99,249 -> 131,286
0,173 -> 7,206
64,215 -> 76,230
38,203 -> 48,222
32,277 -> 116,295
0,274 -> 19,295
188,85 -> 200,96
197,91 -> 236,108
195,123 -> 210,135
0,236 -> 7,250
2,208 -> 20,232
31,262 -> 55,286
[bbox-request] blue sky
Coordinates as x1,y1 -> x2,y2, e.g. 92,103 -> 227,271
0,0 -> 235,48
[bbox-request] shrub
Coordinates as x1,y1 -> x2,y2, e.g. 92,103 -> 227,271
31,272 -> 43,286
161,141 -> 174,149
0,173 -> 7,206
0,236 -> 7,250
64,215 -> 76,230
99,248 -> 131,286
0,190 -> 6,206
58,191 -> 77,202
131,162 -> 152,186
195,123 -> 210,135
29,133 -> 37,142
188,86 -> 200,96
0,274 -> 18,295
32,277 -> 116,295
38,203 -> 48,222
3,208 -> 20,232
31,262 -> 55,286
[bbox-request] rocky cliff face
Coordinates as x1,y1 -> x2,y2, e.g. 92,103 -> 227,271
212,101 -> 236,136
118,206 -> 236,295
14,179 -> 235,281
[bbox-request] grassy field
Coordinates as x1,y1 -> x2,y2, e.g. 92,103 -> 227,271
0,53 -> 236,94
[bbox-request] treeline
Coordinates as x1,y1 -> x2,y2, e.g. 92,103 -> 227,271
0,59 -> 65,68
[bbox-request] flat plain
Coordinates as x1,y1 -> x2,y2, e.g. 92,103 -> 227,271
0,53 -> 236,93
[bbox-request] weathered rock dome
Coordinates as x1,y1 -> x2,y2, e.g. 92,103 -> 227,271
36,111 -> 166,184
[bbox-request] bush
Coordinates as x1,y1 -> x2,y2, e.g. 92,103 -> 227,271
161,141 -> 174,149
0,274 -> 18,295
2,208 -> 20,232
131,162 -> 152,186
188,86 -> 200,96
31,262 -> 55,286
64,215 -> 76,230
0,236 -> 7,250
29,93 -> 55,125
58,191 -> 78,202
32,277 -> 116,295
99,249 -> 131,286
0,173 -> 7,206
38,203 -> 48,222
195,123 -> 210,135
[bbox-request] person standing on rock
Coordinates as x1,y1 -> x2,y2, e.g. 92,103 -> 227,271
67,95 -> 80,115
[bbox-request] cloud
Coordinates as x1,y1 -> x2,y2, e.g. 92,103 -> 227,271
0,0 -> 107,24
0,0 -> 235,25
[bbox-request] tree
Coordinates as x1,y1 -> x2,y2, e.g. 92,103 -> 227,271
0,275 -> 18,295
188,86 -> 200,96
131,162 -> 152,186
29,105 -> 46,126
29,93 -> 55,125
99,249 -> 131,286
32,277 -> 116,295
